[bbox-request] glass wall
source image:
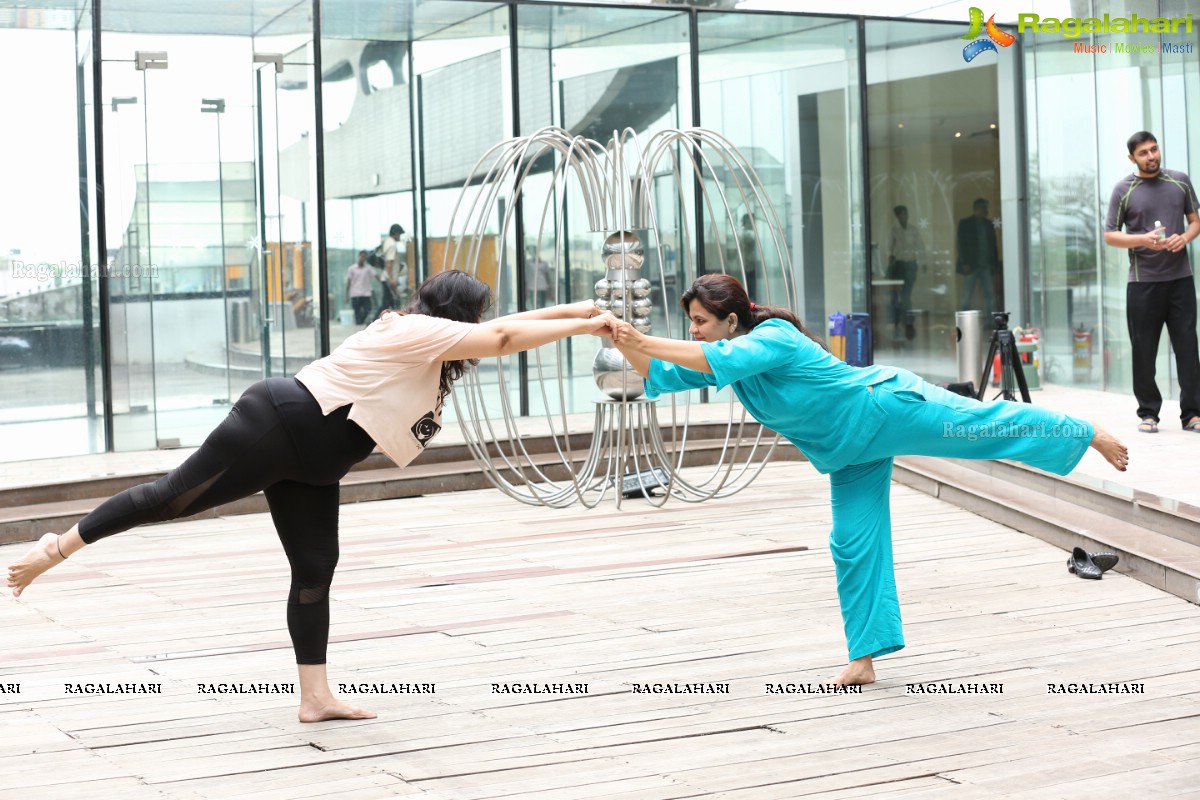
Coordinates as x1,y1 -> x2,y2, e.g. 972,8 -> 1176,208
697,11 -> 864,338
865,20 -> 1008,384
512,4 -> 690,417
1025,0 -> 1200,398
256,14 -> 322,377
100,33 -> 256,449
94,6 -> 315,451
1,1 -> 1048,461
324,1 -> 692,424
319,2 -> 507,347
0,6 -> 103,461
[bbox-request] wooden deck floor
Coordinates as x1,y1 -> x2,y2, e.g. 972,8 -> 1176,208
2,461 -> 1199,799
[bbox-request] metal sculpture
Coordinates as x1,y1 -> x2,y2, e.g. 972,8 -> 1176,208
444,126 -> 798,508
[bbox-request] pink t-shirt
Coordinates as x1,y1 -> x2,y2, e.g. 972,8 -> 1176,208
295,312 -> 473,468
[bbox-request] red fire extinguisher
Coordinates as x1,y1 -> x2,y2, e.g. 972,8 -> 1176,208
994,326 -> 1043,385
1016,325 -> 1041,378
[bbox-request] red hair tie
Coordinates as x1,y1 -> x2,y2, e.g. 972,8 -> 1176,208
749,302 -> 756,310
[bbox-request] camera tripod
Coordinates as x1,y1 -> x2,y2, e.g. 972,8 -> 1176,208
975,311 -> 1031,403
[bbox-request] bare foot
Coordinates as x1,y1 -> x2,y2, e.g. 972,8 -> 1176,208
1090,426 -> 1129,472
298,698 -> 377,723
7,533 -> 66,598
833,655 -> 875,687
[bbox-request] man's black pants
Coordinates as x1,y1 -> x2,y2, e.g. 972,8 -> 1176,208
1126,275 -> 1200,425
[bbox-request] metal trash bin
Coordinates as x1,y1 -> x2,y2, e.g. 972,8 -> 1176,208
845,312 -> 872,366
955,310 -> 988,385
228,298 -> 252,344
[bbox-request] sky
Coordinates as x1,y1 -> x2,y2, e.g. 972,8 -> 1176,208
0,29 -> 81,264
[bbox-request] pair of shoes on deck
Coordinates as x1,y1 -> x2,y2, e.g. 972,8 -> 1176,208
1067,547 -> 1119,580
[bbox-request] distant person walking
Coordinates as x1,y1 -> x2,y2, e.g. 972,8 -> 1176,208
345,250 -> 374,325
376,223 -> 406,319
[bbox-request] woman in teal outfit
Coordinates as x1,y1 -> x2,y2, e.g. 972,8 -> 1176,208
609,274 -> 1129,687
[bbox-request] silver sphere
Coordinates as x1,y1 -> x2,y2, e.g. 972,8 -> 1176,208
632,318 -> 652,334
609,280 -> 626,298
602,230 -> 644,257
631,297 -> 652,316
610,298 -> 626,315
631,278 -> 651,298
592,346 -> 644,400
604,252 -> 644,270
602,230 -> 645,271
594,298 -> 611,312
594,278 -> 611,298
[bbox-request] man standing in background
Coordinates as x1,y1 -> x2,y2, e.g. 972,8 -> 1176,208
956,197 -> 998,313
888,204 -> 924,339
1104,130 -> 1200,434
376,223 -> 406,319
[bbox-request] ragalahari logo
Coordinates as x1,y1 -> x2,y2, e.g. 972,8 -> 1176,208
962,7 -> 1015,61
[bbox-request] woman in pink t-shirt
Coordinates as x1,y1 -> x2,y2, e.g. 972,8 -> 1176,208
8,270 -> 612,723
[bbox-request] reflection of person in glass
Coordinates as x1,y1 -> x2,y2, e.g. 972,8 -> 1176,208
607,273 -> 1128,688
345,249 -> 374,326
956,198 -> 998,312
732,213 -> 759,301
526,246 -> 552,308
8,271 -> 614,724
1103,131 -> 1200,434
375,223 -> 406,319
887,205 -> 924,338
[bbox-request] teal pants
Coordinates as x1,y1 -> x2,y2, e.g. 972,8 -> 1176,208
829,373 -> 1092,662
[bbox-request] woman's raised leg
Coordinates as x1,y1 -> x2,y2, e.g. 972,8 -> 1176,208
864,377 -> 1127,474
6,381 -> 295,598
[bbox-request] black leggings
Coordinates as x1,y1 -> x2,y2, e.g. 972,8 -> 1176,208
78,378 -> 376,665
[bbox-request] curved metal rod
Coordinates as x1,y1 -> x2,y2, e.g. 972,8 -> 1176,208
448,126 -> 801,507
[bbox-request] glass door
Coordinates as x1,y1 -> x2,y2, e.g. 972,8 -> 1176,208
102,36 -> 260,450
102,48 -> 157,452
864,21 -> 1006,384
697,12 -> 865,344
254,48 -> 320,378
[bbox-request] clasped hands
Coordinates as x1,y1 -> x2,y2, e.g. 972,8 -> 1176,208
569,300 -> 639,343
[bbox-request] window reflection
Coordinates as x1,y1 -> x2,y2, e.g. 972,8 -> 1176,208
866,22 -> 1005,384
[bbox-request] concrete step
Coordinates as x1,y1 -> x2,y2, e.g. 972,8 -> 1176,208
942,456 -> 1200,548
0,425 -> 800,546
893,455 -> 1200,607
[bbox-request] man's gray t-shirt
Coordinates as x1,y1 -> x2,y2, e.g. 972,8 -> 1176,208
1105,167 -> 1198,282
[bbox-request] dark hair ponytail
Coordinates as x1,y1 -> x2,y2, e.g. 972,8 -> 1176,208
680,273 -> 828,352
402,270 -> 493,401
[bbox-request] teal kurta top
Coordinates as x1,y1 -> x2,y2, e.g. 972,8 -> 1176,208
643,318 -> 900,474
